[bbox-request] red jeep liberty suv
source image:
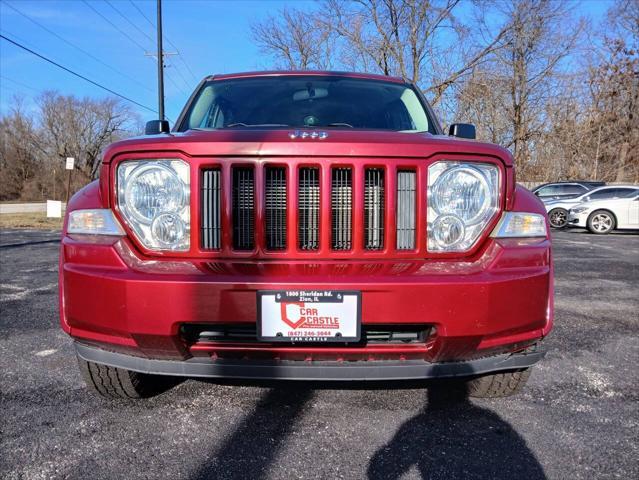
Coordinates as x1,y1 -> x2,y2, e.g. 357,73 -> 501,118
60,71 -> 553,399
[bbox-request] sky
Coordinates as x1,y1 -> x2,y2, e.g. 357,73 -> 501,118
0,0 -> 612,124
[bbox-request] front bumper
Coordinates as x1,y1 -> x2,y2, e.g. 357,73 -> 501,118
75,341 -> 545,380
568,211 -> 589,227
60,234 -> 553,367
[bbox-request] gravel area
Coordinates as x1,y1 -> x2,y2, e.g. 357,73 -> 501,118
1,228 -> 637,479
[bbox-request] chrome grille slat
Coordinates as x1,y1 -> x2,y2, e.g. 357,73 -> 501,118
364,168 -> 384,250
201,168 -> 221,249
298,167 -> 320,250
232,167 -> 255,250
396,170 -> 416,250
331,168 -> 352,250
265,167 -> 287,250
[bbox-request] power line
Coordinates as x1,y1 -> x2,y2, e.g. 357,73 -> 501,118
82,0 -> 148,52
0,83 -> 30,100
163,56 -> 193,92
105,0 -> 190,95
144,52 -> 191,97
0,74 -> 40,93
82,0 -> 188,96
105,0 -> 155,44
3,1 -> 153,93
128,0 -> 199,83
0,34 -> 158,114
164,65 -> 189,96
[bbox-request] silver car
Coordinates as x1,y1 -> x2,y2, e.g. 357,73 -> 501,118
544,185 -> 639,228
568,192 -> 639,234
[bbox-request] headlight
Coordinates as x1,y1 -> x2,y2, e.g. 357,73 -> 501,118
570,207 -> 588,214
117,159 -> 190,251
428,161 -> 500,252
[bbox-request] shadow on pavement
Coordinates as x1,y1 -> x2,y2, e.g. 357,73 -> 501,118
189,387 -> 314,480
367,381 -> 546,479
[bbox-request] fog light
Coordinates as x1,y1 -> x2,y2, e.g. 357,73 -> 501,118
431,214 -> 465,248
151,213 -> 185,247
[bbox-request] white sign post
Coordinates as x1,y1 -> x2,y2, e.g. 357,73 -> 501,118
65,157 -> 75,205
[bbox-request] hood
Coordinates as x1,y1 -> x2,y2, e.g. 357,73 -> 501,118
102,129 -> 513,166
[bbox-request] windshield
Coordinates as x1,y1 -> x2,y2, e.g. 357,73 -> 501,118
180,76 -> 433,133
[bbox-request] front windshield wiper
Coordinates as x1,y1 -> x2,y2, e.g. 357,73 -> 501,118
225,123 -> 289,128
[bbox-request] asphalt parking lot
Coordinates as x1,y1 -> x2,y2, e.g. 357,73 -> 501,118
1,228 -> 637,479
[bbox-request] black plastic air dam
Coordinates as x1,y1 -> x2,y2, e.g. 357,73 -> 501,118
75,342 -> 545,381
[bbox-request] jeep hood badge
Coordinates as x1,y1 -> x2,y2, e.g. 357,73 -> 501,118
289,130 -> 328,140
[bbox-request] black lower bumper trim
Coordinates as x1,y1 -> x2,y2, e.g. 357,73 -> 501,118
74,342 -> 545,381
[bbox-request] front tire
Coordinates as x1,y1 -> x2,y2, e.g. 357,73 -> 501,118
466,368 -> 531,398
587,210 -> 615,234
78,358 -> 177,399
548,208 -> 569,228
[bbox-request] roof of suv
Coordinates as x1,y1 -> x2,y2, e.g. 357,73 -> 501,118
562,184 -> 638,199
588,184 -> 638,190
570,184 -> 638,197
206,70 -> 408,84
533,181 -> 605,191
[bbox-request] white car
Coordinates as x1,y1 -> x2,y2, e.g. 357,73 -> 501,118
568,192 -> 639,234
544,185 -> 639,228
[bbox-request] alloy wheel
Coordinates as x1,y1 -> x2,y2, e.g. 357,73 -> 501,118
591,213 -> 612,233
549,209 -> 568,228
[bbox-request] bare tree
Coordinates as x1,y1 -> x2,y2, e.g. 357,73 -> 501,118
455,69 -> 512,146
250,0 -> 511,109
251,8 -> 333,69
584,0 -> 639,182
531,0 -> 639,183
0,97 -> 41,200
457,0 -> 585,178
0,93 -> 139,201
37,92 -> 139,180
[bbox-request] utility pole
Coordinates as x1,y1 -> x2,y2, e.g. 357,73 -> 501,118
156,0 -> 165,121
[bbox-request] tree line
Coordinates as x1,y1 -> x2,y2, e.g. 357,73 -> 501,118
0,92 -> 140,201
1,0 -> 636,202
252,0 -> 638,183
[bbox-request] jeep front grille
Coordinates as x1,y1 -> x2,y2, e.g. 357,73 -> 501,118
199,161 -> 430,256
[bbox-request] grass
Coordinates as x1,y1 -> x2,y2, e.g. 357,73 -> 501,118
0,213 -> 63,229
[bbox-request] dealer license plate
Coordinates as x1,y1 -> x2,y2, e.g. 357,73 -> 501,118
257,290 -> 361,343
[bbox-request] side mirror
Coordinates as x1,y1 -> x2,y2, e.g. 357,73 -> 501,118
145,120 -> 170,135
448,123 -> 476,139
534,191 -> 540,196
